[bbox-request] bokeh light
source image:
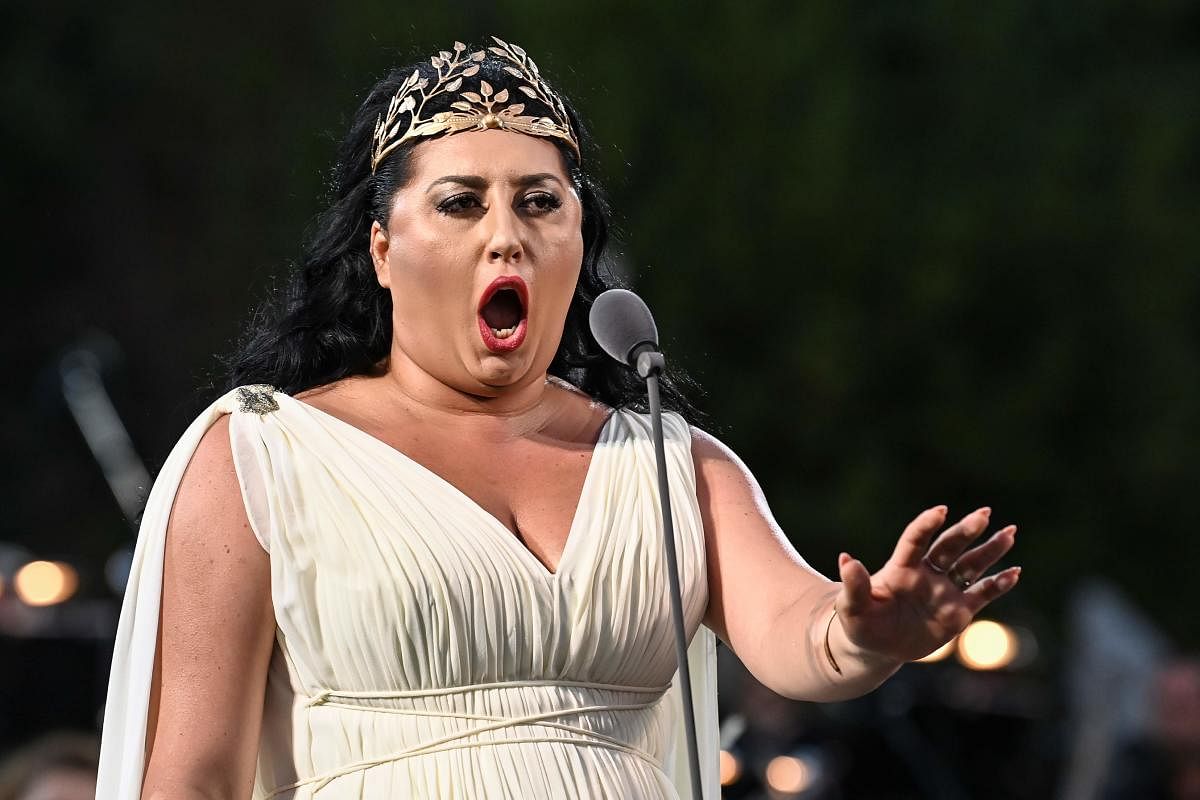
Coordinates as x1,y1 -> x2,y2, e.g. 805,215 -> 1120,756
956,620 -> 1017,671
14,561 -> 79,606
765,754 -> 812,795
719,749 -> 741,786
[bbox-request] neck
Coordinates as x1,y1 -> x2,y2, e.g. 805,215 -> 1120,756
376,349 -> 563,439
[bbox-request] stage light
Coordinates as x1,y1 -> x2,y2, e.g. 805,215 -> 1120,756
719,749 -> 741,786
14,561 -> 79,606
956,619 -> 1017,670
765,754 -> 812,795
915,639 -> 956,663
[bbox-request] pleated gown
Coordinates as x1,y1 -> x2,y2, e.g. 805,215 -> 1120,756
97,385 -> 718,799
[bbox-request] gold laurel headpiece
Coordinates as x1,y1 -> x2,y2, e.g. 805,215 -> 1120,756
370,37 -> 580,174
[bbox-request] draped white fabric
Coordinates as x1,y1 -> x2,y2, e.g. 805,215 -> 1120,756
97,387 -> 718,799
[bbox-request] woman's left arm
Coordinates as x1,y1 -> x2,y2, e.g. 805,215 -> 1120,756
693,429 -> 1020,702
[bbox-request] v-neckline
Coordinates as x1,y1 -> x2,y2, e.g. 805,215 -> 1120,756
285,394 -> 619,580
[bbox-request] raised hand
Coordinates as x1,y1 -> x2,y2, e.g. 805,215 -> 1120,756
835,506 -> 1020,664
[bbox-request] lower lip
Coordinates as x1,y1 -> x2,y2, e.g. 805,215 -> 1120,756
478,316 -> 528,353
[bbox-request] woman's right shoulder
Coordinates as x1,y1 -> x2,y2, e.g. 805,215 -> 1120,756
171,412 -> 271,556
172,386 -> 282,481
180,414 -> 239,508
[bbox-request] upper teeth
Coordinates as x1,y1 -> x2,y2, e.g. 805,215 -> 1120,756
491,325 -> 517,339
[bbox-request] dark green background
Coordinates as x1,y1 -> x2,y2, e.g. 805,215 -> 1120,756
2,0 -> 1197,681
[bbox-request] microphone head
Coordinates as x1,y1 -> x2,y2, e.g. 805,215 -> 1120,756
588,289 -> 659,366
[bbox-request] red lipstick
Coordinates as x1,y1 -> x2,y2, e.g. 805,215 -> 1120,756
477,275 -> 529,354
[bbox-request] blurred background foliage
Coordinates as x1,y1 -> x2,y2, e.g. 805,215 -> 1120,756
1,0 -> 1198,709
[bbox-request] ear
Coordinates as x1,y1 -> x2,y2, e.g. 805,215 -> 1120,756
369,220 -> 391,288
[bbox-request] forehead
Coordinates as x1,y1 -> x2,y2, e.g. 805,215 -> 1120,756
407,130 -> 570,185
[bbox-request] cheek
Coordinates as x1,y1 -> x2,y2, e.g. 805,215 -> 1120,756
386,234 -> 469,326
536,239 -> 584,340
537,229 -> 583,290
541,209 -> 585,272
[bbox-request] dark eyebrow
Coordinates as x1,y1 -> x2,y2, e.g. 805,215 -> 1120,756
427,175 -> 488,193
425,173 -> 565,194
514,173 -> 564,189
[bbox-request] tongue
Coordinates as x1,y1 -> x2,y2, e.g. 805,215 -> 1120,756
481,289 -> 522,329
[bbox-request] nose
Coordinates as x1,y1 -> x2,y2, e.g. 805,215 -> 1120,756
484,204 -> 522,265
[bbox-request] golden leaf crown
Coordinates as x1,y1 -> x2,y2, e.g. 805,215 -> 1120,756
370,37 -> 581,174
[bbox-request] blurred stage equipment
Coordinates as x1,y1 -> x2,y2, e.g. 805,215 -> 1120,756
590,288 -> 702,798
1060,579 -> 1169,800
104,548 -> 134,595
58,343 -> 150,526
57,336 -> 150,595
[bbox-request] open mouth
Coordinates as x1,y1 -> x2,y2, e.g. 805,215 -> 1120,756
477,276 -> 528,353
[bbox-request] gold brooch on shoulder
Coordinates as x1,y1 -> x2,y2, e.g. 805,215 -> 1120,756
235,385 -> 279,416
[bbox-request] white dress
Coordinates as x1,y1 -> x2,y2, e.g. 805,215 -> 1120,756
96,385 -> 719,799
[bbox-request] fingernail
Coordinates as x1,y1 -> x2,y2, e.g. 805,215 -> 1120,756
933,505 -> 948,515
978,506 -> 992,518
998,566 -> 1021,589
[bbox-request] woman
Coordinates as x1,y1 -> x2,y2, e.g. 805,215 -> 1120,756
97,38 -> 1020,799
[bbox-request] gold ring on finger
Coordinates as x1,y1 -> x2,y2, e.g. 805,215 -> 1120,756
923,555 -> 949,574
947,566 -> 973,590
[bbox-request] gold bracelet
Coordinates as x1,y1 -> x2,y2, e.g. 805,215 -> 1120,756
824,604 -> 843,675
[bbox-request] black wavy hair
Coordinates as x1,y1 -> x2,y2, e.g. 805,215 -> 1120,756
224,43 -> 702,421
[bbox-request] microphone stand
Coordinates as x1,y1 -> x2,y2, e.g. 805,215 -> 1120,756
634,346 -> 704,799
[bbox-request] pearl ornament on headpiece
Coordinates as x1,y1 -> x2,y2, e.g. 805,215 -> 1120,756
370,37 -> 581,174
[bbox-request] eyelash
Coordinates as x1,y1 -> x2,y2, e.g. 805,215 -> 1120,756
523,192 -> 563,213
435,192 -> 563,216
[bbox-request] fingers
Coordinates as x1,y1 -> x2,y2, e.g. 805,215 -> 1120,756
891,505 -> 949,567
837,552 -> 873,616
924,507 -> 993,572
948,525 -> 1017,584
962,566 -> 1022,613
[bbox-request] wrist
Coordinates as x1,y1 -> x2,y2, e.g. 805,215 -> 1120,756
824,603 -> 904,677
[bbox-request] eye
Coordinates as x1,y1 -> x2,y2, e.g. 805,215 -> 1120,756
436,193 -> 483,215
520,191 -> 563,215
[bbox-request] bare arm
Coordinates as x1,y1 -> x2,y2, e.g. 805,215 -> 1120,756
694,429 -> 1019,702
141,415 -> 276,800
694,429 -> 894,701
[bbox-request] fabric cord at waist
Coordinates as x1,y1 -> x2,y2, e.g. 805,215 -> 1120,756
264,679 -> 672,797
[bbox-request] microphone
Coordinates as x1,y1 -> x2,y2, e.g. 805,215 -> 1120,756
588,288 -> 704,799
588,288 -> 665,379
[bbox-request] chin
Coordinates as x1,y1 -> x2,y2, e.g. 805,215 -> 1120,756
473,355 -> 530,390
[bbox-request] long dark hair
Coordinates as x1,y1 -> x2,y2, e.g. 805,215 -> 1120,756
225,44 -> 702,421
